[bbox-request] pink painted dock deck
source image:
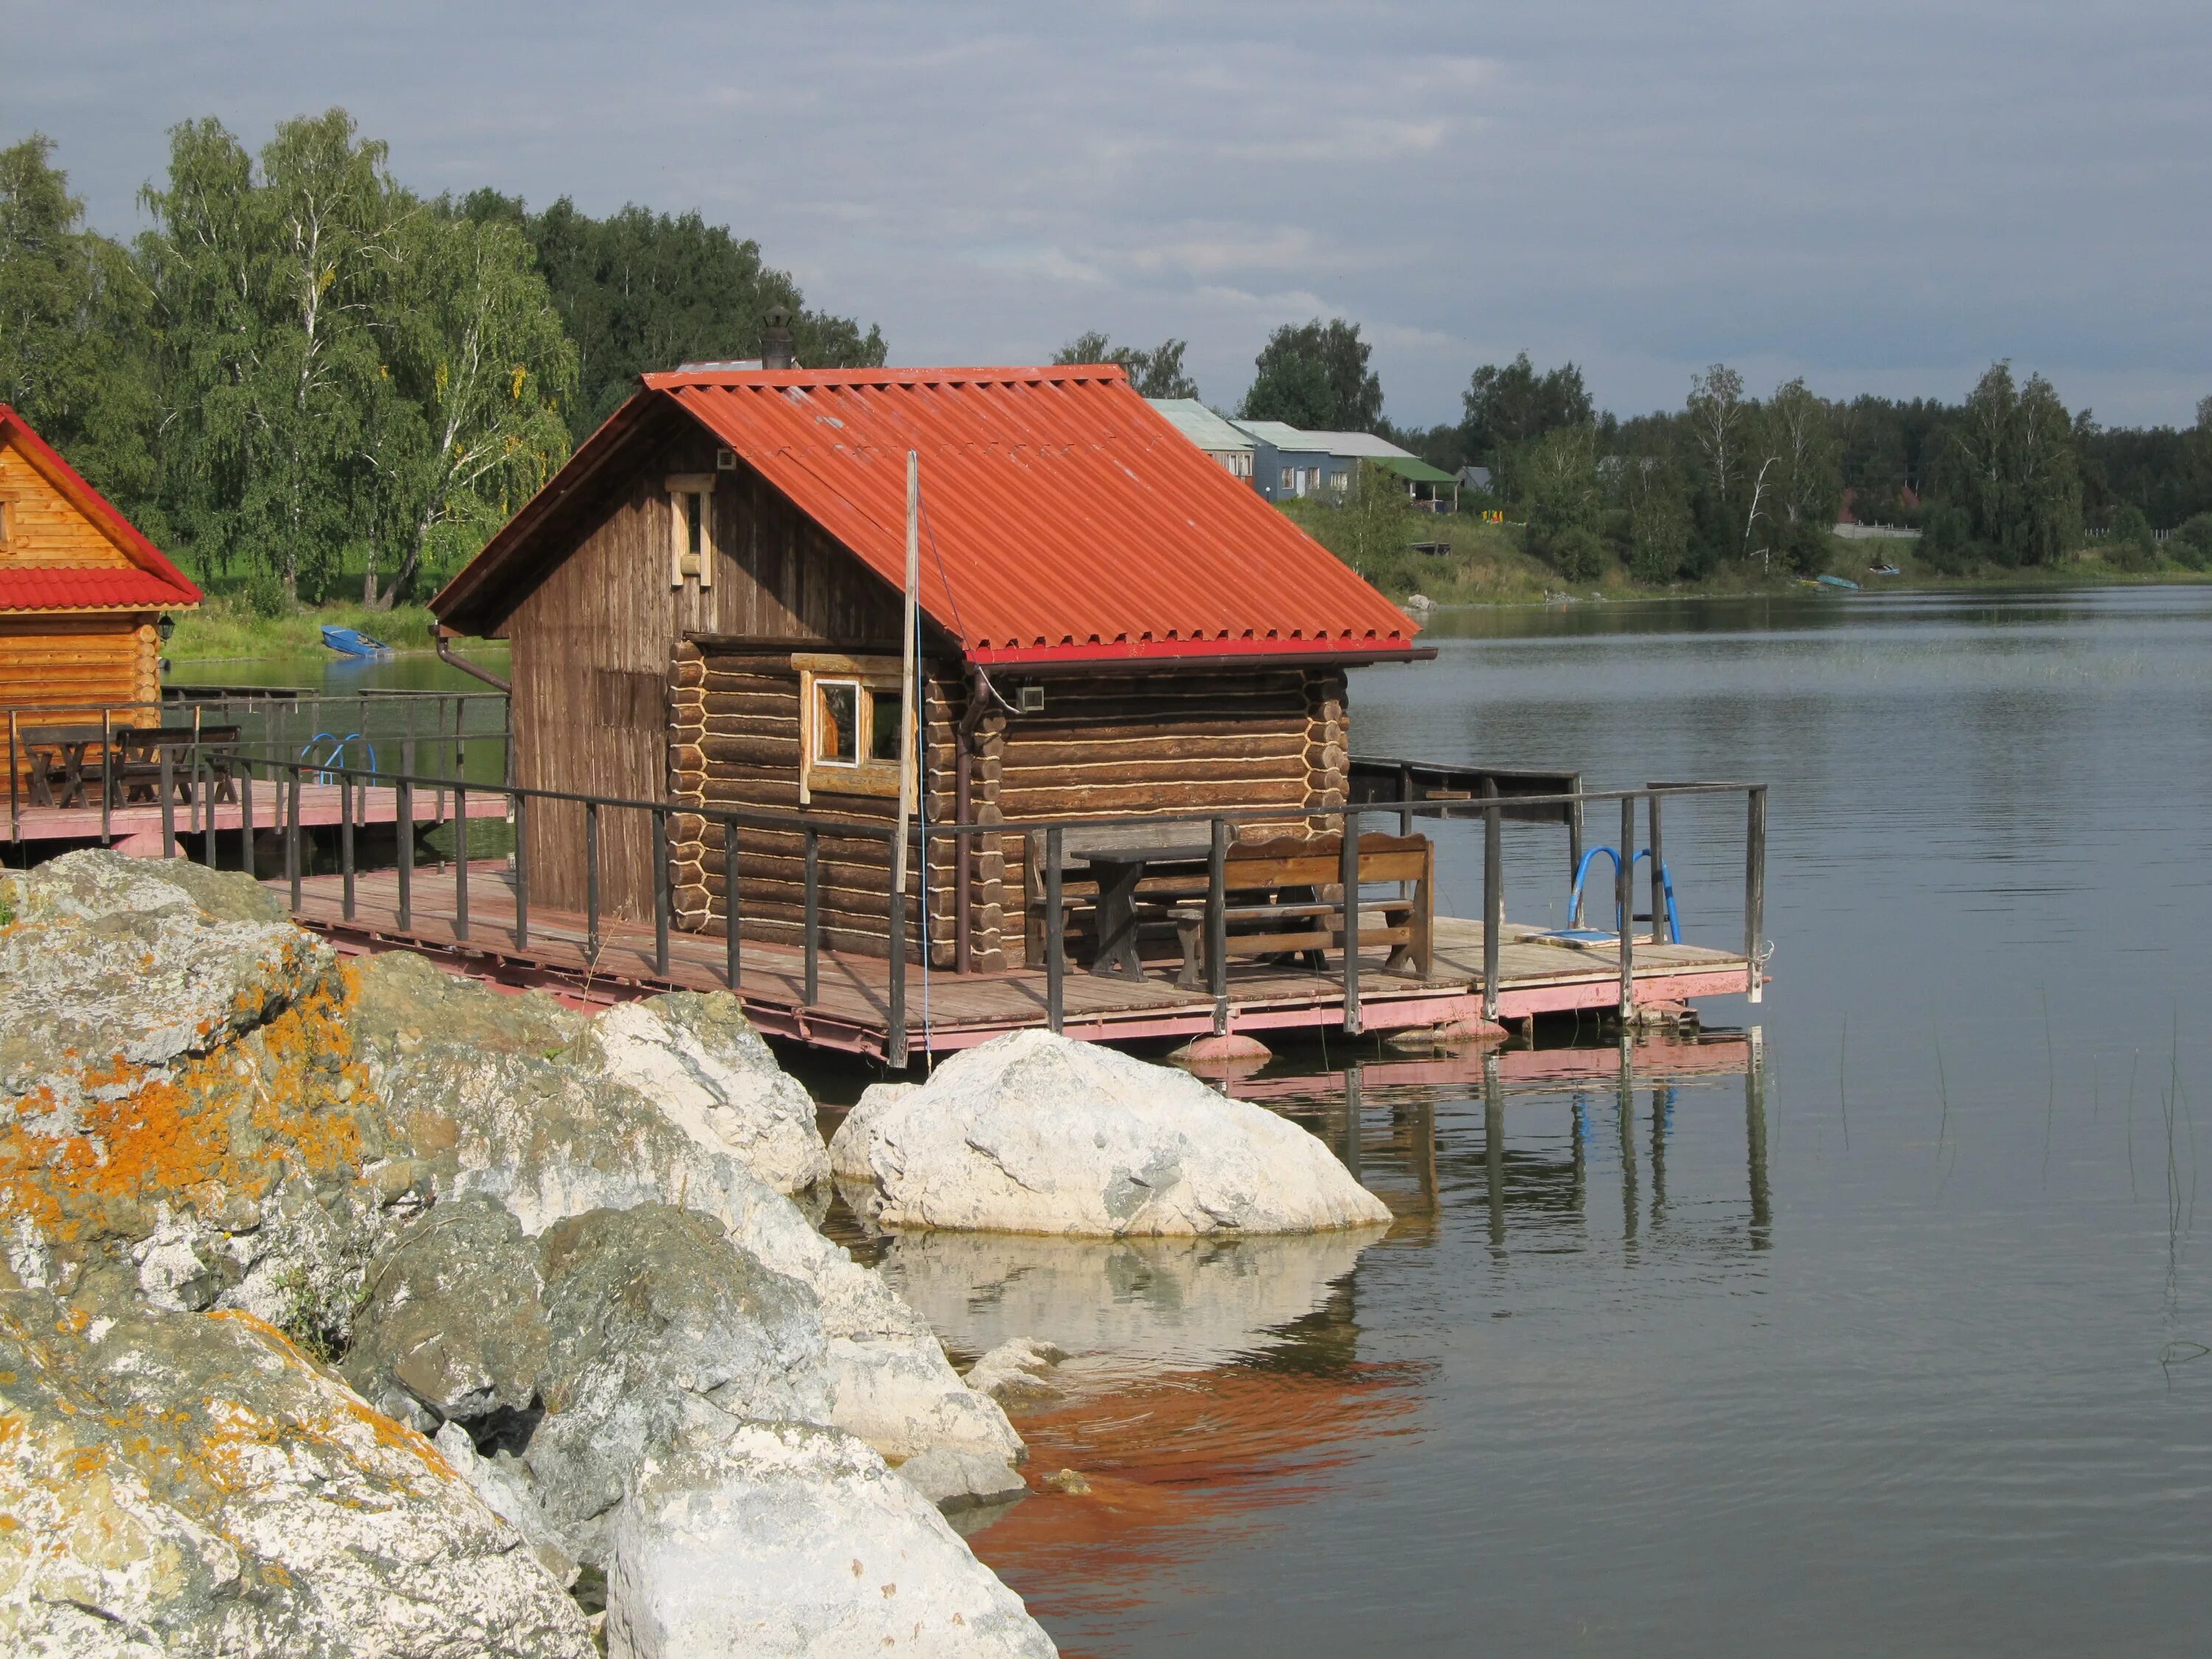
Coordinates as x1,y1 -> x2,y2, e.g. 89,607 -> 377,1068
9,785 -> 509,855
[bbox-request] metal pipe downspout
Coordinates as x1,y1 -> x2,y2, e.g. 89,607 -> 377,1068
433,625 -> 512,694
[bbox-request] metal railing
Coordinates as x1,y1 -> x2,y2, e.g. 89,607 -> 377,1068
150,748 -> 1767,1068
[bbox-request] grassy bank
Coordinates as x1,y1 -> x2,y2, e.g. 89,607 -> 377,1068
167,597 -> 442,661
1276,499 -> 2212,608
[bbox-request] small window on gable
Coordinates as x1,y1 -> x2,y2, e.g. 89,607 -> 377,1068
665,473 -> 717,589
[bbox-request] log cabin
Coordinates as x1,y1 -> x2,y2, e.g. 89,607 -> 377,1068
1,406 -> 201,773
428,363 -> 1430,968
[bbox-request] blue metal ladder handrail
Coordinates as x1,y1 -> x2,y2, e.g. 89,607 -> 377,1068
1566,844 -> 1680,943
299,732 -> 378,786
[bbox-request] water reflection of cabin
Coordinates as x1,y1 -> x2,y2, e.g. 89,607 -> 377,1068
429,364 -> 1428,970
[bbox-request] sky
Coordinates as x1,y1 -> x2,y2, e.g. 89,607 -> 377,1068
6,0 -> 2209,428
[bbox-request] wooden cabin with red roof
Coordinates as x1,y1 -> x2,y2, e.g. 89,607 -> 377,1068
0,405 -> 201,742
431,363 -> 1427,971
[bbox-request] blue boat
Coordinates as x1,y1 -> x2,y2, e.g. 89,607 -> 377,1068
1815,574 -> 1860,591
321,625 -> 394,658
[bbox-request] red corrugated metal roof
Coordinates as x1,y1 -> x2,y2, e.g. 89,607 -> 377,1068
0,405 -> 202,613
434,366 -> 1418,664
0,568 -> 197,610
650,366 -> 1416,663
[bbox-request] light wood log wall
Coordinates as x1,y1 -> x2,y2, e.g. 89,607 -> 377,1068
0,442 -> 136,568
1,616 -> 158,791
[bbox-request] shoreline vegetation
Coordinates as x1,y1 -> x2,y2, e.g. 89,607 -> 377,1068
169,527 -> 2210,665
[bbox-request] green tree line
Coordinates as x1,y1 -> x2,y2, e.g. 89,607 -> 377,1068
0,111 -> 884,610
1060,321 -> 2212,580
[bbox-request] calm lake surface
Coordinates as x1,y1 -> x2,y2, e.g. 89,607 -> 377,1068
939,587 -> 2212,1656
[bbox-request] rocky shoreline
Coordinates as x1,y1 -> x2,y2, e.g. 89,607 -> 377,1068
0,851 -> 1391,1656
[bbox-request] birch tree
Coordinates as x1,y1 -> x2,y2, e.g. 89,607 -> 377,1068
1686,363 -> 1749,534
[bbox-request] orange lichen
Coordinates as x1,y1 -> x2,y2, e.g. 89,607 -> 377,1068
0,964 -> 381,1248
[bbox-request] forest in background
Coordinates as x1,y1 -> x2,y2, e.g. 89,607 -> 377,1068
7,105 -> 2211,621
0,111 -> 882,611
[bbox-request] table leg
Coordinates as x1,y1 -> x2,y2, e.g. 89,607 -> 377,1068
1089,862 -> 1147,980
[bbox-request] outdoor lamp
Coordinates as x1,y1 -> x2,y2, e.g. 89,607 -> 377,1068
157,613 -> 176,644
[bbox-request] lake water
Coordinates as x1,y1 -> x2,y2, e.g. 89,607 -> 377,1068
930,587 -> 2212,1657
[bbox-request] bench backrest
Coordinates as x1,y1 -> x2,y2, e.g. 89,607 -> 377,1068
1225,831 -> 1430,888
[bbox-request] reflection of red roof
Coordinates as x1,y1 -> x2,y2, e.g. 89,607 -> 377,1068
435,366 -> 1421,667
0,404 -> 201,612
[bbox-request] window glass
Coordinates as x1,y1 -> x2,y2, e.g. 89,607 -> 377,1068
868,689 -> 903,762
817,681 -> 858,763
685,491 -> 703,557
1280,466 -> 1294,488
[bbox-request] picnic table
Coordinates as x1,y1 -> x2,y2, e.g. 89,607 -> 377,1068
18,725 -> 106,808
1029,825 -> 1213,981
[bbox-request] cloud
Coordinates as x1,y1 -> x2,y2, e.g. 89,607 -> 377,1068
6,0 -> 2211,423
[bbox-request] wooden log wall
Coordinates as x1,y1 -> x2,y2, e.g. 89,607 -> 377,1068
667,643 -> 967,966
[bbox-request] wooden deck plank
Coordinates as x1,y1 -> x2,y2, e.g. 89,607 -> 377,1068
10,785 -> 507,849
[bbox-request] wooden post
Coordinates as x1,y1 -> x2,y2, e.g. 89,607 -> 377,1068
512,792 -> 529,950
161,742 -> 177,859
341,768 -> 356,922
653,807 -> 670,976
585,801 -> 602,963
397,741 -> 414,932
100,709 -> 111,844
453,785 -> 469,942
287,767 -> 301,909
723,816 -> 741,991
1208,815 -> 1228,1034
1397,761 -> 1414,838
1568,789 -> 1586,925
1617,794 -> 1635,1020
802,826 -> 819,1006
1745,785 -> 1766,1003
1045,825 -> 1065,1034
239,764 -> 253,874
1483,792 -> 1503,1023
1647,787 -> 1666,944
888,827 -> 909,1068
7,709 -> 17,845
1340,810 -> 1361,1035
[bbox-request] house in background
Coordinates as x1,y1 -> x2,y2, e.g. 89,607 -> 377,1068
1146,399 -> 1256,484
1,405 -> 200,746
1233,420 -> 1337,501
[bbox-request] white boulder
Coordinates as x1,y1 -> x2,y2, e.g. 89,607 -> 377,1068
605,1421 -> 1056,1659
828,1031 -> 1394,1236
595,993 -> 832,1194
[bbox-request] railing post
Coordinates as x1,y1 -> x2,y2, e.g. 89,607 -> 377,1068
888,827 -> 908,1067
239,763 -> 254,874
7,710 -> 18,845
397,740 -> 414,931
1340,809 -> 1361,1035
1568,790 -> 1587,925
1397,761 -> 1414,838
1617,793 -> 1636,1020
1647,787 -> 1666,944
585,800 -> 602,963
1483,792 -> 1503,1023
723,816 -> 741,991
454,783 -> 470,942
512,791 -> 529,950
653,806 -> 670,976
341,767 -> 357,922
287,765 -> 301,909
160,743 -> 175,858
1044,825 -> 1065,1034
1208,815 -> 1228,1034
1745,785 -> 1766,1003
100,708 -> 112,844
802,825 -> 820,1006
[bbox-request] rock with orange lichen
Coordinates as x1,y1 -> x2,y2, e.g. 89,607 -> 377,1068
0,852 -> 418,1348
0,1284 -> 594,1658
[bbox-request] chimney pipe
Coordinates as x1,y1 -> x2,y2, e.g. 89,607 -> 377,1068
762,303 -> 796,371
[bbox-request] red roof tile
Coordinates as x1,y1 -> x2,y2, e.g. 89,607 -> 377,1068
0,568 -> 197,610
435,366 -> 1419,666
0,405 -> 202,613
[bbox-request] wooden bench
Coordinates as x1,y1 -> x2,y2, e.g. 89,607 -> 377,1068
108,726 -> 244,805
1166,830 -> 1433,987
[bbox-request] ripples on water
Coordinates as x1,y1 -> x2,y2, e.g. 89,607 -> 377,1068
817,589 -> 2212,1658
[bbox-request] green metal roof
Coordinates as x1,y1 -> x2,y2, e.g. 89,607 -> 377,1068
1370,455 -> 1458,485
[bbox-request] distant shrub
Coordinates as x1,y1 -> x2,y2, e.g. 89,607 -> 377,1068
2107,504 -> 2157,573
1921,503 -> 1975,576
1550,526 -> 1606,582
2173,513 -> 2212,572
243,568 -> 289,619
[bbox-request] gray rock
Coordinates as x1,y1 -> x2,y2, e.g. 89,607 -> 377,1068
605,1421 -> 1057,1659
828,1029 -> 1394,1236
594,992 -> 831,1193
964,1336 -> 1068,1405
828,1081 -> 917,1180
524,1204 -> 831,1566
0,850 -> 416,1346
437,1422 -> 581,1590
355,953 -> 1020,1464
343,1194 -> 551,1432
894,1444 -> 1029,1513
0,1284 -> 593,1658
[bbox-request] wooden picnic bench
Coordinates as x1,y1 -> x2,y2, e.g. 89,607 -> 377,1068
1023,826 -> 1434,985
1164,830 -> 1433,987
108,726 -> 244,805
